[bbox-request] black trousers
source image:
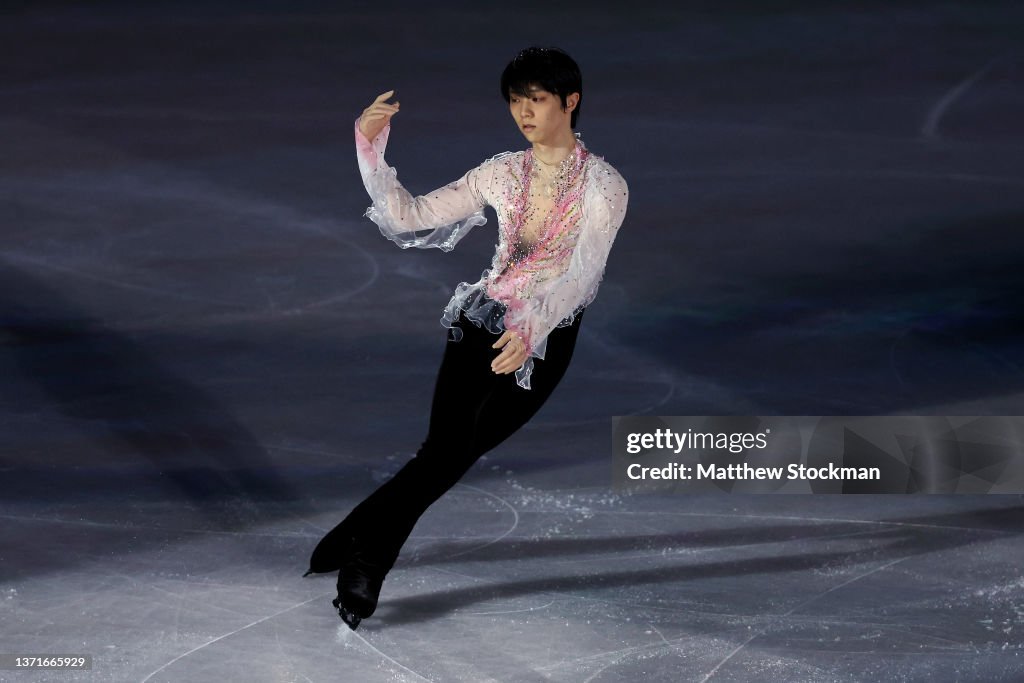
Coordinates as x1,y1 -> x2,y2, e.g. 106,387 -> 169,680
341,306 -> 585,573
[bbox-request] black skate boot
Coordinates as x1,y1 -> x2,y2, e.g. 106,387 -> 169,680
332,550 -> 388,631
305,518 -> 356,576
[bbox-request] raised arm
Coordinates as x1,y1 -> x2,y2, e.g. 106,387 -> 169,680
502,164 -> 629,389
355,93 -> 495,251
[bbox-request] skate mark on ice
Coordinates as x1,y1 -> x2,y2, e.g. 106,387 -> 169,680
580,652 -> 631,683
463,599 -> 555,616
570,621 -> 704,682
139,593 -> 325,683
576,628 -> 710,683
584,329 -> 683,417
695,556 -> 909,683
338,628 -> 434,683
583,509 -> 1017,536
648,622 -> 683,652
922,55 -> 1005,138
429,565 -> 738,678
0,513 -> 311,539
440,483 -> 519,560
5,172 -> 382,318
431,565 -> 734,622
0,251 -> 242,308
141,577 -> 267,622
782,555 -> 914,617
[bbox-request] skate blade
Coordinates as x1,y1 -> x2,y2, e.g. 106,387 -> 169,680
332,597 -> 362,630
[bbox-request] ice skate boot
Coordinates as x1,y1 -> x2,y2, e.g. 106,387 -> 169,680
333,551 -> 387,631
305,518 -> 356,576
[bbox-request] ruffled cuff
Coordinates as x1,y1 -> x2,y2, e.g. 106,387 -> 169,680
501,299 -> 547,392
354,118 -> 390,173
514,358 -> 535,391
500,299 -> 535,358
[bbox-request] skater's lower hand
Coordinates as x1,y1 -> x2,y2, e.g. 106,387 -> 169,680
491,330 -> 527,375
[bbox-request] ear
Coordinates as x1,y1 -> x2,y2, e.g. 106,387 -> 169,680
566,92 -> 580,112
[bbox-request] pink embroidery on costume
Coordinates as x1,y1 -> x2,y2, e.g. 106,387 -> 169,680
354,119 -> 628,390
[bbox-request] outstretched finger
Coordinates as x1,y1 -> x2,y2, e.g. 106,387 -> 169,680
370,92 -> 397,109
363,108 -> 396,120
492,350 -> 525,374
492,355 -> 515,374
492,331 -> 511,349
368,102 -> 401,116
490,344 -> 513,369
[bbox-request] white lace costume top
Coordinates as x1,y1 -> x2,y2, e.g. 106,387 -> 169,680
355,120 -> 629,389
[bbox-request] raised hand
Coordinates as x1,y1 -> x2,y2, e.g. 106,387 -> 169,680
358,90 -> 400,141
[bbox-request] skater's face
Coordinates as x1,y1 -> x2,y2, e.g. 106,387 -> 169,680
509,84 -> 578,145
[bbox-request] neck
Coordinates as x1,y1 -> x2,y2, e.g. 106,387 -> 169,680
531,127 -> 578,165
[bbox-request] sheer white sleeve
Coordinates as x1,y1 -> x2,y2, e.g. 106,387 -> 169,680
355,119 -> 494,251
502,163 -> 629,389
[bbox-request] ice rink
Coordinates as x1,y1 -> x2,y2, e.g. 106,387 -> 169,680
2,2 -> 1023,681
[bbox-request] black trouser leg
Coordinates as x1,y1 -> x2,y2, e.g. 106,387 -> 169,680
343,308 -> 585,571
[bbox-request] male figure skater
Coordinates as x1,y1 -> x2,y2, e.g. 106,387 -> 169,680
308,46 -> 628,630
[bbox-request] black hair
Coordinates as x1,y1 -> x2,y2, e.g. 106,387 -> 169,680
500,46 -> 583,129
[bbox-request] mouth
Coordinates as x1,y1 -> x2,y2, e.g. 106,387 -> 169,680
522,125 -> 535,132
